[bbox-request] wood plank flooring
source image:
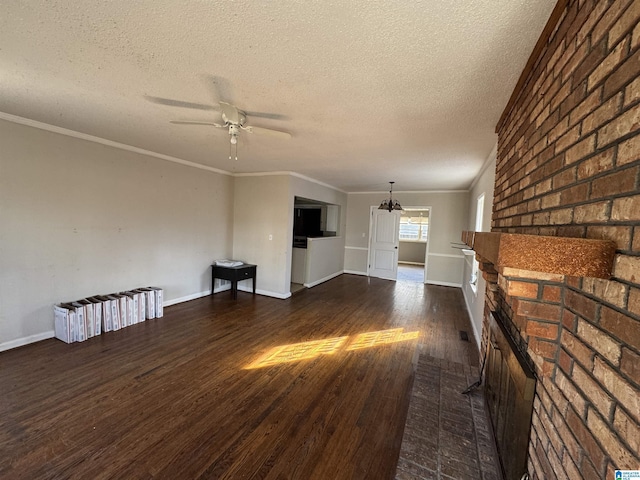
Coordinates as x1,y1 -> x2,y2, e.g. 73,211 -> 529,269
0,274 -> 479,479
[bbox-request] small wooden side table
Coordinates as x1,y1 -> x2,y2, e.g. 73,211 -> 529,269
211,264 -> 257,299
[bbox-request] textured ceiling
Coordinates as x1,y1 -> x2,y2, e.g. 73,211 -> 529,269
0,1 -> 556,192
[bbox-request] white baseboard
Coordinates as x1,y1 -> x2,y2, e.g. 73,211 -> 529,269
398,261 -> 425,266
424,280 -> 463,288
258,289 -> 292,299
462,289 -> 482,350
344,269 -> 367,276
0,331 -> 55,352
236,286 -> 291,299
164,285 -> 234,307
1,288 -> 230,352
163,289 -> 215,307
304,271 -> 343,288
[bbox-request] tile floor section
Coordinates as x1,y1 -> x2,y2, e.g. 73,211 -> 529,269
395,353 -> 502,480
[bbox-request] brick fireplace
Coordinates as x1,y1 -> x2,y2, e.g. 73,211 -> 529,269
463,231 -> 622,478
468,0 -> 640,478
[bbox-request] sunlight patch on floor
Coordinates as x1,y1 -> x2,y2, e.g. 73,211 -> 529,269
245,336 -> 348,369
347,328 -> 420,351
245,328 -> 420,369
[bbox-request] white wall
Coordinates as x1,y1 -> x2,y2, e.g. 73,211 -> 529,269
461,146 -> 496,348
344,191 -> 469,286
0,119 -> 234,350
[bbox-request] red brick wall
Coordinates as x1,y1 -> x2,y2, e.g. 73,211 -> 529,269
492,0 -> 640,478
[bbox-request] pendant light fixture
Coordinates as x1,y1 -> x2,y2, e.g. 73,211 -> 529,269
378,181 -> 403,212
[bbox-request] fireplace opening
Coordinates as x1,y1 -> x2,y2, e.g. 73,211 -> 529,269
485,312 -> 537,480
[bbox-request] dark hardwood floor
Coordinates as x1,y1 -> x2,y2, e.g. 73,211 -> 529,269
0,274 -> 478,479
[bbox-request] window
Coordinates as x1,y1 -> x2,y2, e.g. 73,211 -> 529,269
399,211 -> 429,242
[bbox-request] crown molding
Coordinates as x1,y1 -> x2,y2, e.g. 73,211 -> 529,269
349,189 -> 469,194
233,171 -> 346,193
0,112 -> 233,176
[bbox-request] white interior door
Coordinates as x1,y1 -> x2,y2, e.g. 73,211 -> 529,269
369,208 -> 401,280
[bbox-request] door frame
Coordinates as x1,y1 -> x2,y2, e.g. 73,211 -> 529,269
394,205 -> 432,283
366,205 -> 434,281
366,206 -> 401,279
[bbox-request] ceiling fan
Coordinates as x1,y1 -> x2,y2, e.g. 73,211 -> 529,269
146,93 -> 291,159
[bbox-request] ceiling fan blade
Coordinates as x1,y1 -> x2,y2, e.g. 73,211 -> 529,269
202,75 -> 235,105
170,120 -> 225,127
219,102 -> 240,124
145,95 -> 216,111
244,125 -> 292,139
244,110 -> 289,121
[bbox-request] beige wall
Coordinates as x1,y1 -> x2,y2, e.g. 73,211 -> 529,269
0,119 -> 234,349
344,191 -> 469,285
233,173 -> 347,297
2,118 -> 472,350
305,237 -> 345,286
291,175 -> 347,220
398,241 -> 426,263
1,121 -> 348,349
461,147 -> 496,348
344,247 -> 368,274
291,174 -> 347,288
233,175 -> 291,296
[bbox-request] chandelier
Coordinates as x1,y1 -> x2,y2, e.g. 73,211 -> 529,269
378,181 -> 403,212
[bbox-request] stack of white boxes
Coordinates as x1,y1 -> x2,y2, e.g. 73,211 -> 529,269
53,286 -> 164,344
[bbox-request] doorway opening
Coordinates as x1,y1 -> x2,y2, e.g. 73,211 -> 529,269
291,196 -> 340,294
397,264 -> 425,282
397,207 -> 430,283
368,206 -> 431,283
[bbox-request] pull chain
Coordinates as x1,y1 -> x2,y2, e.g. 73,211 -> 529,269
229,137 -> 239,161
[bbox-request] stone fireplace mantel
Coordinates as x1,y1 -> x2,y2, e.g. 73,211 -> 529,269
461,231 -> 616,279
